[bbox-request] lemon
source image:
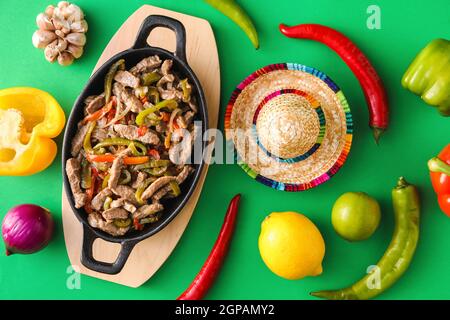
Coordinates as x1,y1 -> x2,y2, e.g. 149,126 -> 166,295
258,211 -> 325,280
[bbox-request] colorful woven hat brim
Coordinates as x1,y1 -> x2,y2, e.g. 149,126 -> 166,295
225,63 -> 353,192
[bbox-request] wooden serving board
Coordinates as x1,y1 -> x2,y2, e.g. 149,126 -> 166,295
62,5 -> 220,288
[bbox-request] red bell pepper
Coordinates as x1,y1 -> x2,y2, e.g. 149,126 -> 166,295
428,144 -> 450,217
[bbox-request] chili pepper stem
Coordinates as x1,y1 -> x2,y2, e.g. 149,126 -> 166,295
5,249 -> 12,256
396,176 -> 409,189
428,157 -> 450,176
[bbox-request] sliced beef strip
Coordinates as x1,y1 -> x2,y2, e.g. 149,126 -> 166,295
169,127 -> 194,165
112,185 -> 139,205
114,70 -> 140,88
183,111 -> 195,127
158,87 -> 183,101
131,171 -> 148,189
66,158 -> 87,208
132,203 -> 164,220
108,155 -> 124,190
85,93 -> 105,115
88,212 -> 129,236
155,121 -> 167,133
161,59 -> 173,76
113,82 -> 143,113
111,198 -> 137,213
112,124 -> 160,145
188,100 -> 198,113
152,166 -> 194,201
130,55 -> 162,74
71,124 -> 89,157
141,176 -> 176,201
102,207 -> 129,221
91,188 -> 112,211
91,127 -> 109,142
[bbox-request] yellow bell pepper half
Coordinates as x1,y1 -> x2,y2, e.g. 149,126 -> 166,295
0,87 -> 65,176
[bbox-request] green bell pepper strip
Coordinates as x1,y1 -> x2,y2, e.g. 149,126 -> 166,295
402,39 -> 450,116
113,218 -> 132,228
80,158 -> 92,189
148,87 -> 160,104
180,79 -> 192,101
103,196 -> 112,211
142,72 -> 162,86
169,181 -> 181,197
83,121 -> 96,154
312,177 -> 420,300
140,215 -> 160,225
93,138 -> 147,156
119,169 -> 132,185
135,99 -> 178,126
134,160 -> 171,170
143,166 -> 168,177
135,177 -> 157,205
105,59 -> 125,103
101,174 -> 110,190
204,0 -> 259,49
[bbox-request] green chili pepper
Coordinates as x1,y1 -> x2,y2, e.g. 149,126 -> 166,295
169,181 -> 181,197
113,218 -> 132,228
105,59 -> 125,103
83,121 -> 96,154
140,215 -> 160,225
102,174 -> 110,190
143,166 -> 168,177
103,196 -> 113,211
142,72 -> 162,86
135,177 -> 157,205
119,169 -> 132,185
180,79 -> 192,101
93,138 -> 147,156
80,158 -> 92,189
204,0 -> 259,49
402,39 -> 450,116
134,160 -> 171,170
135,100 -> 178,126
311,177 -> 420,300
148,87 -> 160,104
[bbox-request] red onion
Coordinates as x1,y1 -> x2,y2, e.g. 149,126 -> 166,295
2,204 -> 54,255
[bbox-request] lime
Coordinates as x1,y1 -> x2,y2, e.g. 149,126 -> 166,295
331,192 -> 381,241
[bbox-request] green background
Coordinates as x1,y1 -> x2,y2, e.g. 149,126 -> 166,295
0,0 -> 449,300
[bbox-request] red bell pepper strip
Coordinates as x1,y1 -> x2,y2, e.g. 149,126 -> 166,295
147,149 -> 160,160
137,125 -> 148,137
279,23 -> 389,143
177,194 -> 241,300
82,99 -> 114,124
428,144 -> 450,217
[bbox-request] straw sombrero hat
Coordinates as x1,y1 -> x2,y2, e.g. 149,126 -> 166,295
225,63 -> 353,191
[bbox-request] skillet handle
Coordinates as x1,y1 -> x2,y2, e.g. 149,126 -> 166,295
133,15 -> 187,63
80,224 -> 137,275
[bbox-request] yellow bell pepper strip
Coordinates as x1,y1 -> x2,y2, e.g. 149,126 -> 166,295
402,39 -> 450,116
101,173 -> 110,190
180,79 -> 192,101
204,0 -> 259,49
83,121 -> 96,154
135,99 -> 178,126
0,87 -> 65,176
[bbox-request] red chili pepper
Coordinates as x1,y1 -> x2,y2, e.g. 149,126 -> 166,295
137,125 -> 148,137
428,144 -> 450,217
177,194 -> 241,300
279,23 -> 389,143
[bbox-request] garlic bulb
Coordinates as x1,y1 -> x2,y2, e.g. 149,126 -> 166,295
32,2 -> 88,66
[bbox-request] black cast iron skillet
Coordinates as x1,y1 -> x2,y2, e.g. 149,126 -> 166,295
62,15 -> 208,275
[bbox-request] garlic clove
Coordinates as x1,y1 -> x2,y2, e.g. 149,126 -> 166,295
58,1 -> 70,9
70,19 -> 88,33
32,30 -> 57,49
44,41 -> 59,63
36,13 -> 54,31
53,17 -> 70,31
67,44 -> 83,59
66,32 -> 86,46
56,38 -> 68,52
58,51 -> 74,66
45,5 -> 55,17
66,4 -> 84,22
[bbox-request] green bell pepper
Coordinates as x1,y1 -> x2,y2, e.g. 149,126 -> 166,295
402,39 -> 450,116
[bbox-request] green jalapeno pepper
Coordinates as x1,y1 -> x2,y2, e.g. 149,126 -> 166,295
311,177 -> 420,300
402,39 -> 450,116
135,99 -> 178,126
93,138 -> 147,156
105,59 -> 125,103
